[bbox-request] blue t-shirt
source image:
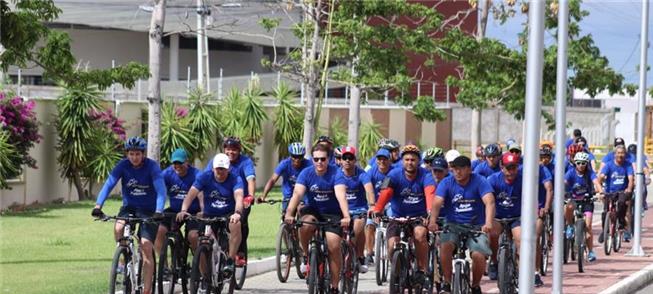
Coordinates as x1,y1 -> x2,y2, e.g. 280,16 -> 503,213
382,167 -> 435,217
487,171 -> 522,219
274,157 -> 312,199
192,170 -> 244,217
162,165 -> 201,213
367,157 -> 402,171
335,166 -> 371,211
473,161 -> 501,178
296,165 -> 340,215
600,160 -> 634,193
205,155 -> 256,196
538,165 -> 553,208
367,166 -> 391,201
564,168 -> 597,196
471,159 -> 483,170
436,173 -> 493,225
106,158 -> 164,212
627,153 -> 649,167
565,138 -> 575,149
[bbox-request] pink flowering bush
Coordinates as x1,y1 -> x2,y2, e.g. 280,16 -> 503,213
0,92 -> 42,170
89,108 -> 127,141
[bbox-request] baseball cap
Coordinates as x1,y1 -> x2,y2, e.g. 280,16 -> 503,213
212,153 -> 230,169
449,155 -> 471,168
342,146 -> 357,157
614,137 -> 625,147
170,148 -> 188,163
431,157 -> 448,171
502,153 -> 520,167
445,149 -> 461,163
376,148 -> 391,159
508,143 -> 522,152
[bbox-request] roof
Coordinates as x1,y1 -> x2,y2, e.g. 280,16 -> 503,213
50,0 -> 302,47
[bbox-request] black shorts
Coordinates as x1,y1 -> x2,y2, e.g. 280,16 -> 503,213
160,208 -> 200,234
386,217 -> 427,239
118,206 -> 157,242
299,206 -> 343,236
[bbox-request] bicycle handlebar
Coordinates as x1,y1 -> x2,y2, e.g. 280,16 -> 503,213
94,215 -> 156,224
259,199 -> 288,205
186,215 -> 230,223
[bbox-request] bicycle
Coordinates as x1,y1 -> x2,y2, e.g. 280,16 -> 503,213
564,193 -> 598,273
445,223 -> 483,294
296,219 -> 342,294
262,199 -> 305,282
602,192 -> 626,255
96,214 -> 157,294
158,212 -> 191,294
495,217 -> 520,294
429,217 -> 445,293
339,215 -> 361,294
385,216 -> 431,294
374,216 -> 389,286
188,216 -> 236,294
538,212 -> 552,276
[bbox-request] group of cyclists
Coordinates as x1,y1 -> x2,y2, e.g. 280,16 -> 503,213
91,127 -> 649,294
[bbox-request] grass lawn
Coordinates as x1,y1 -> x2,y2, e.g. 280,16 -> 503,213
0,190 -> 284,294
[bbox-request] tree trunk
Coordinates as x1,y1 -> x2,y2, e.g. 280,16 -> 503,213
146,0 -> 166,161
348,85 -> 361,148
470,0 -> 491,157
72,172 -> 86,200
302,0 -> 322,151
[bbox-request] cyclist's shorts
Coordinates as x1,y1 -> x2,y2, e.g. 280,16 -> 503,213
118,206 -> 157,242
299,206 -> 343,236
582,203 -> 594,218
496,218 -> 521,230
160,207 -> 200,233
386,217 -> 427,239
440,223 -> 492,257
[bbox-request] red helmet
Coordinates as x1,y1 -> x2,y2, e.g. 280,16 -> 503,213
502,153 -> 520,167
567,143 -> 584,159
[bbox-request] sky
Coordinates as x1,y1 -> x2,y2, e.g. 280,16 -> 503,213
484,0 -> 650,87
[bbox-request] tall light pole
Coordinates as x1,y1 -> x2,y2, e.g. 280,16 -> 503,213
519,1 -> 546,293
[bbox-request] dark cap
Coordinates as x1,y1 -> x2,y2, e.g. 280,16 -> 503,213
614,137 -> 625,147
573,129 -> 582,137
449,155 -> 471,168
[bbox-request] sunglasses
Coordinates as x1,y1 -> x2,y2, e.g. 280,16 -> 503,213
291,155 -> 304,160
342,155 -> 356,161
215,167 -> 228,171
504,165 -> 519,170
313,157 -> 328,163
575,161 -> 587,166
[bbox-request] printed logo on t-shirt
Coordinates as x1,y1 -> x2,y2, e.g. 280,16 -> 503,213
169,184 -> 187,199
611,172 -> 625,186
126,178 -> 149,196
496,191 -> 515,208
400,187 -> 423,205
452,193 -> 474,213
208,190 -> 228,209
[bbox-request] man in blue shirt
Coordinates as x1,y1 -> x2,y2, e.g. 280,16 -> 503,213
365,138 -> 402,171
471,145 -> 485,170
284,144 -> 351,293
177,153 -> 244,274
598,145 -> 634,242
155,148 -> 201,255
259,142 -> 312,212
335,146 -> 375,274
364,148 -> 393,265
92,137 -> 166,294
372,144 -> 436,288
429,155 -> 495,294
600,137 -> 626,172
566,129 -> 582,149
474,143 -> 502,178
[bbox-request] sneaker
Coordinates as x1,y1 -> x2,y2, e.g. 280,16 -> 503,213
365,254 -> 374,266
280,254 -> 288,264
358,257 -> 369,274
534,273 -> 544,287
223,258 -> 235,275
488,262 -> 498,281
235,254 -> 247,267
116,263 -> 125,274
565,225 -> 574,239
439,283 -> 451,294
300,257 -> 308,276
598,231 -> 604,243
471,286 -> 482,294
588,251 -> 597,262
624,231 -> 632,243
329,287 -> 340,294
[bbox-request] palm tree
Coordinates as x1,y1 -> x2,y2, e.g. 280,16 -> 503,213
272,82 -> 302,159
0,130 -> 19,189
159,100 -> 195,167
187,89 -> 221,161
358,120 -> 384,167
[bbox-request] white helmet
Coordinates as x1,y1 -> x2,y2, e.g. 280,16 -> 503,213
573,152 -> 590,163
445,149 -> 461,163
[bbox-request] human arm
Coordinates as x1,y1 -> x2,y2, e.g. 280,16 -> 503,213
231,188 -> 244,223
335,185 -> 351,228
260,173 -> 280,202
177,186 -> 200,221
95,174 -> 119,209
284,184 -> 306,223
481,192 -> 495,233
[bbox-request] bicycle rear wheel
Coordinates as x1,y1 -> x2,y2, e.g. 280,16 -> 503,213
275,224 -> 292,283
563,236 -> 570,264
190,244 -> 213,294
497,245 -> 515,294
158,237 -> 178,294
539,228 -> 549,276
604,214 -> 612,256
389,250 -> 406,294
234,252 -> 247,289
109,246 -> 132,294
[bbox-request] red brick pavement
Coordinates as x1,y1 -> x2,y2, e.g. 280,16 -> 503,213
481,208 -> 653,294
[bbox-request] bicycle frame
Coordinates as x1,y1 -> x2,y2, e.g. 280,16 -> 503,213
297,219 -> 340,293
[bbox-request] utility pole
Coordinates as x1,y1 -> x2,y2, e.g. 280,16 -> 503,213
146,0 -> 166,161
196,0 -> 210,91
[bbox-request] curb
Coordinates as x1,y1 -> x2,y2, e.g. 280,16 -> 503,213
245,256 -> 277,278
599,262 -> 653,294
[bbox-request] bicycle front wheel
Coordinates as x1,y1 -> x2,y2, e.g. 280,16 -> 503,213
497,245 -> 515,294
190,245 -> 213,294
109,246 -> 132,294
452,262 -> 464,294
389,250 -> 406,294
158,238 -> 177,294
307,246 -> 320,294
604,213 -> 612,256
539,229 -> 549,276
275,224 -> 292,283
575,220 -> 585,273
375,230 -> 384,286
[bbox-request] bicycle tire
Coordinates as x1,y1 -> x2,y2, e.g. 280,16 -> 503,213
426,243 -> 437,294
308,246 -> 320,294
234,252 -> 247,290
614,218 -> 623,252
563,236 -> 570,264
604,213 -> 612,256
575,219 -> 585,273
497,244 -> 515,294
452,262 -> 464,294
375,230 -> 384,286
390,250 -> 405,294
109,246 -> 132,294
381,232 -> 388,283
341,243 -> 359,294
190,244 -> 213,294
158,237 -> 177,294
292,229 -> 305,279
275,224 -> 292,283
219,251 -> 236,294
539,228 -> 549,276
179,241 -> 190,294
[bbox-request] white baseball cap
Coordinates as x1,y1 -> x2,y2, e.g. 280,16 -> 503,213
212,153 -> 230,169
445,149 -> 461,163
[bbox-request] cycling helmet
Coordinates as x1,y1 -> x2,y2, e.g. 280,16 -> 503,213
628,144 -> 637,155
423,147 -> 444,162
445,149 -> 461,163
484,143 -> 502,157
223,136 -> 242,150
400,144 -> 421,158
315,135 -> 334,145
288,142 -> 306,156
575,136 -> 588,146
431,156 -> 448,171
334,146 -> 343,159
567,143 -> 583,157
124,136 -> 146,151
379,138 -> 400,151
573,152 -> 590,163
540,144 -> 553,156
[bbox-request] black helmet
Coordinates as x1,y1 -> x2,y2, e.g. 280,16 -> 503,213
484,143 -> 501,157
628,144 -> 637,154
540,144 -> 553,156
